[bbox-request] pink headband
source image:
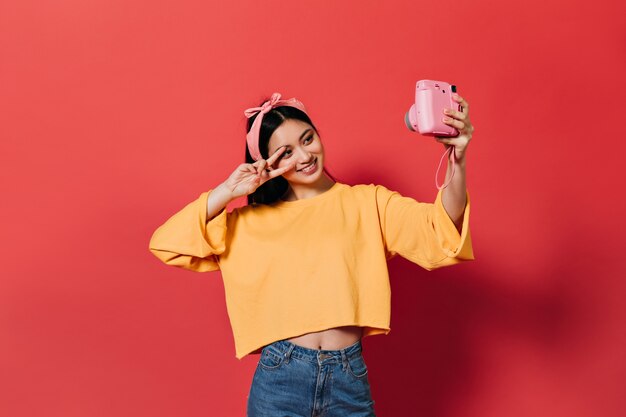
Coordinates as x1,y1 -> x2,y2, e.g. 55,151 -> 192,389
244,92 -> 307,161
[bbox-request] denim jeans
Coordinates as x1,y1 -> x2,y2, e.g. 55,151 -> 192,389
246,338 -> 376,417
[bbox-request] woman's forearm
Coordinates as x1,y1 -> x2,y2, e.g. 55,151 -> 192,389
206,182 -> 235,221
441,156 -> 467,231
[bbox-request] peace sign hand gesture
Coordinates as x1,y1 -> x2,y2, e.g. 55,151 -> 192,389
223,147 -> 296,199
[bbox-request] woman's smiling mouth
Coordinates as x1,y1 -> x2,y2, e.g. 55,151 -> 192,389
297,158 -> 318,175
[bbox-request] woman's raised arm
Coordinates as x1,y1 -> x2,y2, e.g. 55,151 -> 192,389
149,147 -> 296,272
435,93 -> 474,232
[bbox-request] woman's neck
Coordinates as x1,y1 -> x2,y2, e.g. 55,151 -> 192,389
281,174 -> 336,201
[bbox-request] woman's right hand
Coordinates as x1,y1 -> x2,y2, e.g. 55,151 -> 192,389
222,147 -> 296,199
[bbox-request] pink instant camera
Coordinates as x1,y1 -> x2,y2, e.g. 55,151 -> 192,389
405,80 -> 460,137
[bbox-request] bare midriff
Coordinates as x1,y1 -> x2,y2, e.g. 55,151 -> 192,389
285,325 -> 363,351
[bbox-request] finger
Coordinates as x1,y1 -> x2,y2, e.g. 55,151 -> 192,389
256,160 -> 267,175
268,161 -> 296,179
436,136 -> 469,148
251,160 -> 264,172
239,162 -> 255,173
435,136 -> 456,146
443,107 -> 467,121
266,146 -> 287,167
452,93 -> 469,113
442,116 -> 465,130
444,118 -> 474,136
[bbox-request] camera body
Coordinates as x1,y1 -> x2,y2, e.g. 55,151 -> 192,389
405,80 -> 460,137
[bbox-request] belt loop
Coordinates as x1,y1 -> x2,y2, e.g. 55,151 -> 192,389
284,343 -> 295,364
340,348 -> 348,371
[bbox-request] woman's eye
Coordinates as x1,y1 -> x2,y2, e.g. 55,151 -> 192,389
304,135 -> 313,144
283,150 -> 292,158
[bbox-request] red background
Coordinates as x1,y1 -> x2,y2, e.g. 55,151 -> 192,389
1,1 -> 625,416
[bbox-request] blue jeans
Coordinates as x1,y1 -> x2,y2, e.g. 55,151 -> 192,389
246,338 -> 377,417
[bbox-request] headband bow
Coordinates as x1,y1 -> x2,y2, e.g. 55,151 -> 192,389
244,92 -> 307,161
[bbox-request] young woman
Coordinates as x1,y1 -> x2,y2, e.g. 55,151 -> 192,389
149,92 -> 475,416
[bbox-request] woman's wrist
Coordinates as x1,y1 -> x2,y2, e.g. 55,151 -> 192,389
215,181 -> 236,202
452,153 -> 467,168
206,182 -> 235,221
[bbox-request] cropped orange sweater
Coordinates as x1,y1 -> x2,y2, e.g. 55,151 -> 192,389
149,182 -> 474,359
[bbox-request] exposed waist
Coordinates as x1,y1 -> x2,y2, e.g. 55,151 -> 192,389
264,338 -> 363,364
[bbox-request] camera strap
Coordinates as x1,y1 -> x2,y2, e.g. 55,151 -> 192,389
435,146 -> 455,190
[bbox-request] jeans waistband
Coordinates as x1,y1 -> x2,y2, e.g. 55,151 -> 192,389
263,338 -> 363,365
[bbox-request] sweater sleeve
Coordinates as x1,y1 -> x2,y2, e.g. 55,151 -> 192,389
375,185 -> 474,270
148,190 -> 227,272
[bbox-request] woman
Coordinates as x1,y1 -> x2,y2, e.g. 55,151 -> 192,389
149,92 -> 475,416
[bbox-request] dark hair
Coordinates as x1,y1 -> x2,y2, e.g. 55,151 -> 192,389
245,100 -> 337,205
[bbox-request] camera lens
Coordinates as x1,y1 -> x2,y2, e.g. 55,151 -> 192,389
451,85 -> 457,93
404,111 -> 415,131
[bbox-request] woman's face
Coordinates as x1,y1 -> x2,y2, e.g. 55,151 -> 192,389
267,119 -> 326,185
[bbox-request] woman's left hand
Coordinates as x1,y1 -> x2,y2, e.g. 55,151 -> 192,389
435,93 -> 474,161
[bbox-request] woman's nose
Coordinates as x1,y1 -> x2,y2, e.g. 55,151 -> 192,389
295,146 -> 313,163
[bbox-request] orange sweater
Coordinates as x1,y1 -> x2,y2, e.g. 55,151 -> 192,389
149,182 -> 474,359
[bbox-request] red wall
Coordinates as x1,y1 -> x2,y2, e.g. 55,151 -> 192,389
1,1 -> 625,416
